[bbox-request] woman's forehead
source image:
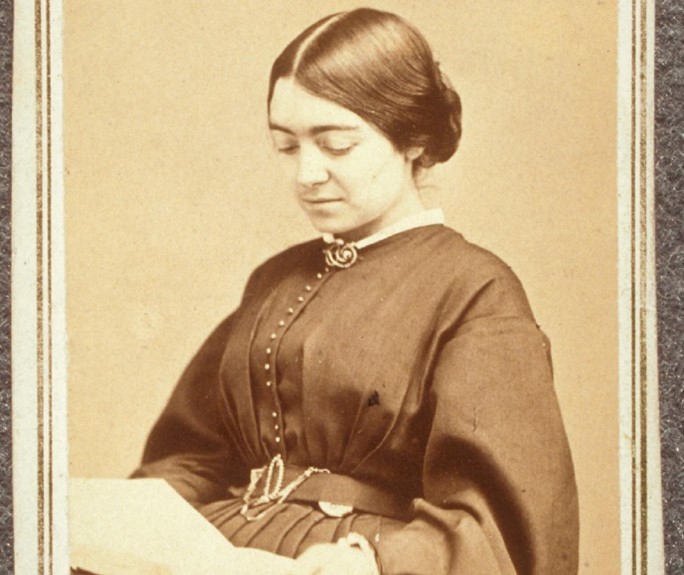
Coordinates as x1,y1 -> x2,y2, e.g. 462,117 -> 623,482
269,78 -> 365,135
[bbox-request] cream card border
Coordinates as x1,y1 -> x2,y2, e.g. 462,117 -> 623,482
10,0 -> 663,573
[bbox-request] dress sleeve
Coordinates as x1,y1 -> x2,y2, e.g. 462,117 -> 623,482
373,278 -> 579,574
129,263 -> 272,506
129,313 -> 245,506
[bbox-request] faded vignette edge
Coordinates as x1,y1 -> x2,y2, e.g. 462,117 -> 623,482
7,1 -> 668,574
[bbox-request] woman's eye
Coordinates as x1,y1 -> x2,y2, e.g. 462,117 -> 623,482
276,145 -> 299,155
321,143 -> 355,156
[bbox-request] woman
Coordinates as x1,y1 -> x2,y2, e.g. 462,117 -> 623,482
133,8 -> 579,575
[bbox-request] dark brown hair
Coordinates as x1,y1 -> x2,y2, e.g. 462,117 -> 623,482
268,8 -> 462,169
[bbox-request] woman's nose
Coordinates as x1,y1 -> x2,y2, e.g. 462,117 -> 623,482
296,148 -> 329,187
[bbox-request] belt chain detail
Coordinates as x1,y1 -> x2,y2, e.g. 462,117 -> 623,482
240,454 -> 330,521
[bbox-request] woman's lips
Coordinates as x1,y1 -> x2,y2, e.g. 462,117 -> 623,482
302,198 -> 343,205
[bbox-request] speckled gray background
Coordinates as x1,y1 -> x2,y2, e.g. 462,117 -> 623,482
0,1 -> 681,573
655,2 -> 684,574
0,0 -> 11,572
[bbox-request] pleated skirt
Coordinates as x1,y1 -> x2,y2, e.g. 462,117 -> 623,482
199,497 -> 407,558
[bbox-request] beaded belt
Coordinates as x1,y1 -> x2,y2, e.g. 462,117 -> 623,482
238,454 -> 413,522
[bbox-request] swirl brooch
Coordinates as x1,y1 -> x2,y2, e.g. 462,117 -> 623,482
323,239 -> 358,269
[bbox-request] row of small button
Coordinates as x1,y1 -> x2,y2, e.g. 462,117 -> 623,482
260,267 -> 331,451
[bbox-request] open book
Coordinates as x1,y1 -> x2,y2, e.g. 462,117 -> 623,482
69,478 -> 294,575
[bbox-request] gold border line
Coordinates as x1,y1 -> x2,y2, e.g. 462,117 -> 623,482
35,0 -> 55,572
47,0 -> 54,569
638,0 -> 650,572
628,0 -> 654,572
34,0 -> 44,573
630,0 -> 638,570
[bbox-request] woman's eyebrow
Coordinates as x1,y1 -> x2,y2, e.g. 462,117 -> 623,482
269,122 -> 360,135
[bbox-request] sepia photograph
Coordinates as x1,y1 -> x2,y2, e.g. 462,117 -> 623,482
11,1 -> 663,574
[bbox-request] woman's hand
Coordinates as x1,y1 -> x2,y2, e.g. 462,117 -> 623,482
287,542 -> 379,575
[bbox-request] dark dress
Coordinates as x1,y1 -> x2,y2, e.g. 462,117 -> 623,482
132,225 -> 579,575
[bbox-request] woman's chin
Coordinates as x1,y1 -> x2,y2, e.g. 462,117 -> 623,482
307,217 -> 357,238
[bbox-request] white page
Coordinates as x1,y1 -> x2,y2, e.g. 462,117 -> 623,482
69,478 -> 294,575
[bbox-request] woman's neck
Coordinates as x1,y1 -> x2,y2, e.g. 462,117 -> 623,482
337,191 -> 425,243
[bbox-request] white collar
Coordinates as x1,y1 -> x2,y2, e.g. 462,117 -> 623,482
322,208 -> 444,249
323,208 -> 445,249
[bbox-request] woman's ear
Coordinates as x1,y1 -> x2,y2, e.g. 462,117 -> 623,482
405,146 -> 424,161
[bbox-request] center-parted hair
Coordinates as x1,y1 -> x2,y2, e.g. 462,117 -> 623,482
268,8 -> 462,169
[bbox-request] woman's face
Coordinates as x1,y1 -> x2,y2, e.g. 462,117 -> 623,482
269,78 -> 423,240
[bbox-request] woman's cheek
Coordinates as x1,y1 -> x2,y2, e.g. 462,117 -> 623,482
273,155 -> 299,187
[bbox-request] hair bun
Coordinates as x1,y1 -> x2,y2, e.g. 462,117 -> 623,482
417,67 -> 462,169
